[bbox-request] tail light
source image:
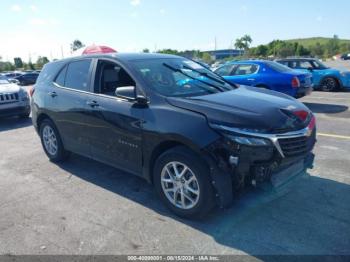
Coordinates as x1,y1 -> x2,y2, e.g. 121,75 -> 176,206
308,115 -> 316,130
29,86 -> 35,97
293,110 -> 308,122
291,77 -> 300,88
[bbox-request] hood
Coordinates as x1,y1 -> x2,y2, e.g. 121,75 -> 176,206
0,83 -> 21,93
167,86 -> 311,133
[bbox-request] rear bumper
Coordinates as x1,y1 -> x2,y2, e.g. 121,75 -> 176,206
295,85 -> 313,98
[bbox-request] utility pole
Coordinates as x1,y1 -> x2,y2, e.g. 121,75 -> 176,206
61,45 -> 64,58
214,37 -> 217,51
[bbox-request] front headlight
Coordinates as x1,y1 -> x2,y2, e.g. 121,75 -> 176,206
210,124 -> 272,146
19,88 -> 29,101
226,135 -> 272,146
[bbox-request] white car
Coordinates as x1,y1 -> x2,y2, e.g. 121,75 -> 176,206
0,76 -> 30,118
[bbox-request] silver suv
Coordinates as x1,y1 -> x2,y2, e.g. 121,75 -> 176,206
0,76 -> 30,118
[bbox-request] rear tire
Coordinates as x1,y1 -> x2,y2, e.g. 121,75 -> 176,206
154,146 -> 215,219
39,119 -> 69,162
320,77 -> 339,92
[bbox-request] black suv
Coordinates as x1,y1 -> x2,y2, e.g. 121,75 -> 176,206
31,53 -> 316,218
16,73 -> 39,86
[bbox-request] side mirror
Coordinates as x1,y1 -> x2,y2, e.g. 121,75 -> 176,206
135,95 -> 149,106
307,67 -> 313,72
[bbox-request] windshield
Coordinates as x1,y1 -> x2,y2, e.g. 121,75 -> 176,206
265,61 -> 294,73
0,77 -> 10,85
131,58 -> 234,97
311,60 -> 328,69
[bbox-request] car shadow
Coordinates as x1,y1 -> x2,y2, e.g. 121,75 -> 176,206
303,102 -> 348,114
0,117 -> 33,132
57,154 -> 350,256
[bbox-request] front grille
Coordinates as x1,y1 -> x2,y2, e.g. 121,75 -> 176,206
0,93 -> 19,104
278,136 -> 309,157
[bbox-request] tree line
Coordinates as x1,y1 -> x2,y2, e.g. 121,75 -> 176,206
2,36 -> 349,72
249,35 -> 350,59
0,56 -> 50,72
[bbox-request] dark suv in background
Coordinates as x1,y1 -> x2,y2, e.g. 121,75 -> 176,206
16,72 -> 39,86
31,53 -> 316,218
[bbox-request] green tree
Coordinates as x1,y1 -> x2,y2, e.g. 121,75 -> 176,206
70,39 -> 85,52
310,42 -> 324,57
0,61 -> 15,72
157,49 -> 180,55
36,56 -> 50,69
325,35 -> 340,56
241,34 -> 253,50
201,52 -> 213,63
234,38 -> 245,50
295,44 -> 310,56
253,45 -> 268,57
235,35 -> 253,52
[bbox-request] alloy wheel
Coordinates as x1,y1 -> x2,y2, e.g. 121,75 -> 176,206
161,161 -> 200,210
42,125 -> 58,156
322,78 -> 337,91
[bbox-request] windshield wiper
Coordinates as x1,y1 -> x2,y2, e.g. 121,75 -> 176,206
163,63 -> 224,92
182,64 -> 226,85
183,63 -> 237,89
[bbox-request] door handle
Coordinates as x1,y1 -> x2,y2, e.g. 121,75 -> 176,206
247,78 -> 255,81
48,91 -> 57,97
86,100 -> 99,107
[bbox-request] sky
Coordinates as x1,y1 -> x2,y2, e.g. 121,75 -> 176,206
1,0 -> 350,62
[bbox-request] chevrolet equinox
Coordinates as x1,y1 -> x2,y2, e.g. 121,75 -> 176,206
31,53 -> 316,218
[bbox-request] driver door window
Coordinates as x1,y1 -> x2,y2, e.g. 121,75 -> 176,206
95,60 -> 136,99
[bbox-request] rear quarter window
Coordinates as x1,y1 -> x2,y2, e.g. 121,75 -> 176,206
36,61 -> 66,85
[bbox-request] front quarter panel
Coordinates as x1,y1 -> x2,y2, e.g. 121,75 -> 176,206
141,100 -> 220,177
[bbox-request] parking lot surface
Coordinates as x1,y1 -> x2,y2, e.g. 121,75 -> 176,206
0,90 -> 349,256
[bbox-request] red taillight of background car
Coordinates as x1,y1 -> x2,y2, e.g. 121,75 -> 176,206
291,77 -> 300,88
308,115 -> 316,130
29,86 -> 35,97
293,110 -> 309,122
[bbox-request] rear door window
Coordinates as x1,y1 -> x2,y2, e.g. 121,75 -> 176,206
215,64 -> 235,76
232,64 -> 259,75
64,59 -> 92,91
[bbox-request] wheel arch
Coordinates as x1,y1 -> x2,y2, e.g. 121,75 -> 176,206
146,140 -> 200,185
36,113 -> 54,130
320,75 -> 343,89
254,83 -> 270,89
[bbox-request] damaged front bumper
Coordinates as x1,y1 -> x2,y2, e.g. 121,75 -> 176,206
203,126 -> 316,208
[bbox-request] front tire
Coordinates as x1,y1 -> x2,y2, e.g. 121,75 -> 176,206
39,119 -> 69,162
320,77 -> 339,92
154,146 -> 215,219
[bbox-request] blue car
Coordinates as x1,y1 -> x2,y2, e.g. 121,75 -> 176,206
214,60 -> 313,98
276,58 -> 350,92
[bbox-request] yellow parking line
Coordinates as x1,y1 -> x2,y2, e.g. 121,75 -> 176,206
318,133 -> 350,140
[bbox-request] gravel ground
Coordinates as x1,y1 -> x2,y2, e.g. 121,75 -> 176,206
0,91 -> 349,257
